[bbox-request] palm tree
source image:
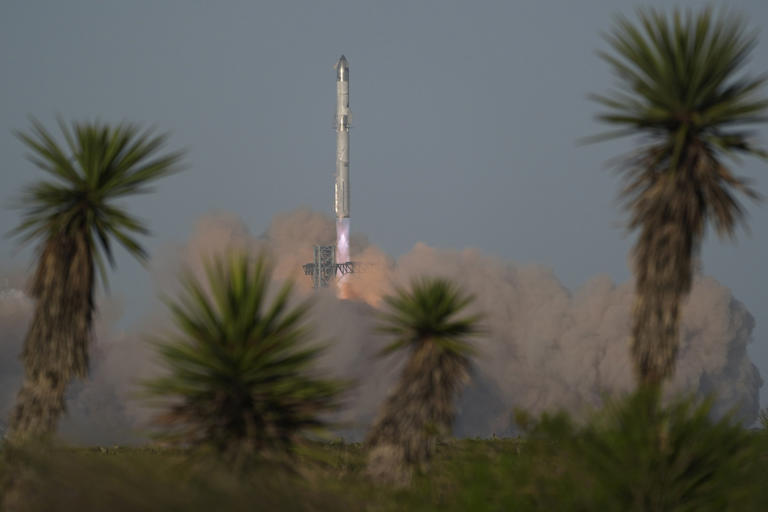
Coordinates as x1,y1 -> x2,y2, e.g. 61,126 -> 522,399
143,252 -> 344,466
591,8 -> 767,388
8,119 -> 183,439
365,277 -> 482,485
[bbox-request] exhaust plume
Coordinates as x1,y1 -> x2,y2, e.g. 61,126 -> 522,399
336,217 -> 351,297
0,209 -> 761,443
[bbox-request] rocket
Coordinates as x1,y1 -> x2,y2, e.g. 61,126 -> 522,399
334,55 -> 350,219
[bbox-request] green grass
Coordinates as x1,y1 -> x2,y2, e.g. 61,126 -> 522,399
2,433 -> 766,511
5,391 -> 768,512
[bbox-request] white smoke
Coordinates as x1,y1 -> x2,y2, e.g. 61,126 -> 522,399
157,211 -> 763,436
0,209 -> 762,443
394,244 -> 762,430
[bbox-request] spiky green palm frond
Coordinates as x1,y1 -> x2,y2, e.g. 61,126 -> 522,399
12,118 -> 184,287
378,277 -> 482,358
144,252 -> 344,464
593,7 -> 767,240
593,7 -> 767,156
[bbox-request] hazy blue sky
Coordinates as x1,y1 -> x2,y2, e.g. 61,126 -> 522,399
2,1 -> 767,401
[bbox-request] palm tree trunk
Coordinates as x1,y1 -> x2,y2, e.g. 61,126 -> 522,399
365,341 -> 468,484
8,373 -> 69,439
631,218 -> 695,387
8,232 -> 94,439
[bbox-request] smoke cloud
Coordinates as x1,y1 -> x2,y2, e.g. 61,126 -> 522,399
0,209 -> 762,443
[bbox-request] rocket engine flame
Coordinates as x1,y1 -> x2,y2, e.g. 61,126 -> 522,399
336,218 -> 351,297
336,218 -> 350,264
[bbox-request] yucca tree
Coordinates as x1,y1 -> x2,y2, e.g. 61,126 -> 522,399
143,252 -> 344,466
591,8 -> 768,388
365,277 -> 482,485
8,119 -> 183,439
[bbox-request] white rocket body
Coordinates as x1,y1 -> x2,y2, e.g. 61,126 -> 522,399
334,55 -> 350,219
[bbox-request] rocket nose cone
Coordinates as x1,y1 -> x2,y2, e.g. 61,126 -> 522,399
336,55 -> 349,81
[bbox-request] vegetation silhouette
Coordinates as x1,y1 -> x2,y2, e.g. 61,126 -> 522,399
365,277 -> 482,485
589,7 -> 768,388
8,119 -> 183,439
143,252 -> 345,468
515,390 -> 768,511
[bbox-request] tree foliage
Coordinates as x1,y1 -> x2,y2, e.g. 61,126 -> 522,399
365,277 -> 482,485
591,7 -> 767,386
517,390 -> 766,511
144,252 -> 344,466
9,119 -> 182,438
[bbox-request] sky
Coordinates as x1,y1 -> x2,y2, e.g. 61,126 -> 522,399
1,1 -> 767,404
